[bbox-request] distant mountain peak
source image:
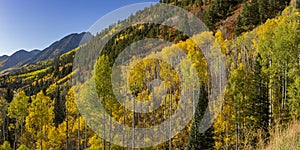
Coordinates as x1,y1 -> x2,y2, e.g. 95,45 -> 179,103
0,49 -> 41,71
0,32 -> 92,73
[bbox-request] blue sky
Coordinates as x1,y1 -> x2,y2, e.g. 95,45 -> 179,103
0,0 -> 158,56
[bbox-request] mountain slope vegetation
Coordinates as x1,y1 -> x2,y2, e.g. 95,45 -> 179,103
0,32 -> 92,75
0,0 -> 299,149
0,50 -> 41,72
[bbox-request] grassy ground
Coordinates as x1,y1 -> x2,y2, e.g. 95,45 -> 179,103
264,120 -> 300,150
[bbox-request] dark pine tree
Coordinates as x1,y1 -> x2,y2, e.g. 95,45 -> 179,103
187,85 -> 214,149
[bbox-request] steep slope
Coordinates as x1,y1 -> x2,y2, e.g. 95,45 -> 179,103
0,49 -> 41,71
0,1 -> 298,149
0,32 -> 93,73
22,32 -> 92,65
161,0 -> 290,38
0,55 -> 8,68
0,55 -> 8,62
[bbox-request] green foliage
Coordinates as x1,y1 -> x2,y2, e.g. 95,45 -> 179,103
7,91 -> 29,149
26,91 -> 54,127
213,9 -> 300,149
288,77 -> 300,119
0,97 -> 8,126
0,2 -> 298,149
204,0 -> 241,30
25,91 -> 54,149
95,55 -> 112,100
0,97 -> 8,144
8,91 -> 29,123
17,67 -> 50,79
236,0 -> 290,35
257,10 -> 300,122
187,85 -> 214,149
235,0 -> 260,35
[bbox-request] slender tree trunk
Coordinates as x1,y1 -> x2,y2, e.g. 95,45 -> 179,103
2,118 -> 6,142
78,117 -> 80,150
269,83 -> 273,126
284,64 -> 287,109
169,88 -> 172,150
132,93 -> 135,150
103,97 -> 106,150
108,110 -> 112,150
14,124 -> 17,150
164,87 -> 167,141
235,95 -> 239,150
20,122 -> 23,145
66,116 -> 69,150
84,121 -> 87,149
281,68 -> 284,119
122,98 -> 126,149
225,113 -> 228,150
40,126 -> 43,150
269,59 -> 273,126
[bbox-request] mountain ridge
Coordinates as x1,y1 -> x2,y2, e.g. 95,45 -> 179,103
0,32 -> 92,73
0,49 -> 41,71
21,32 -> 92,65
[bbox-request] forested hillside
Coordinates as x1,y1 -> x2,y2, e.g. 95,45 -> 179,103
0,0 -> 299,149
0,50 -> 41,73
161,0 -> 292,37
0,32 -> 92,75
